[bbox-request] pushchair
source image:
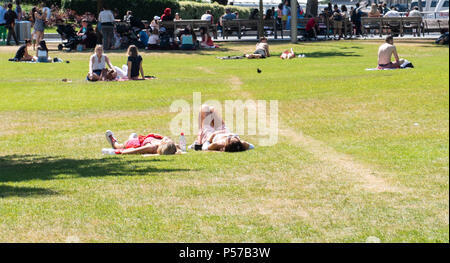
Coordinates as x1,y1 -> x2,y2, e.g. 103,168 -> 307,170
116,21 -> 146,49
56,24 -> 82,51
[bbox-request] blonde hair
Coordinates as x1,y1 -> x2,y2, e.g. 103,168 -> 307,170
94,45 -> 103,53
157,141 -> 177,155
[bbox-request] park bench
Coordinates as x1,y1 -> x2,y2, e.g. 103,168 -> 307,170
424,19 -> 449,33
221,19 -> 279,39
160,20 -> 218,39
361,17 -> 424,37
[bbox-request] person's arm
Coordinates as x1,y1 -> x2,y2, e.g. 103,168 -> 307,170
139,60 -> 144,79
89,56 -> 94,74
127,60 -> 132,79
105,55 -> 115,71
393,46 -> 400,64
207,142 -> 225,151
265,45 -> 270,57
120,144 -> 158,155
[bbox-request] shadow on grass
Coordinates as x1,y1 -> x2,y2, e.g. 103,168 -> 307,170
0,185 -> 59,198
300,51 -> 361,58
0,154 -> 191,183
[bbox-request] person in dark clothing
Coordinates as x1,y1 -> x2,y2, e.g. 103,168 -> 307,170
13,39 -> 33,61
127,45 -> 144,80
4,3 -> 19,45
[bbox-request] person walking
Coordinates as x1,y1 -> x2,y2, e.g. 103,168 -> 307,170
4,3 -> 19,45
98,5 -> 115,50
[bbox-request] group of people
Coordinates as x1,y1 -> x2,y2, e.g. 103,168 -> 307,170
0,1 -> 53,47
11,38 -> 50,62
87,44 -> 144,81
104,104 -> 254,155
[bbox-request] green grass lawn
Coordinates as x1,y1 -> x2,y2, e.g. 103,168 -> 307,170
0,40 -> 448,243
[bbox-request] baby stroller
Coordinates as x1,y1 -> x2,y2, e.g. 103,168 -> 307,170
116,21 -> 146,49
56,24 -> 81,51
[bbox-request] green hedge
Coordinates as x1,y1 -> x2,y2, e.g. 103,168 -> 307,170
60,0 -> 250,22
61,0 -> 179,20
179,1 -> 250,21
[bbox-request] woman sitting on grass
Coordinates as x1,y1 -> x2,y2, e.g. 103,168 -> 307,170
104,130 -> 180,155
36,40 -> 49,63
195,104 -> 254,152
126,45 -> 144,80
12,39 -> 33,61
88,45 -> 117,81
245,37 -> 270,59
200,27 -> 217,49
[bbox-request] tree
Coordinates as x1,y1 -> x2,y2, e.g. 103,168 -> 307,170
212,0 -> 228,5
258,0 -> 264,38
97,0 -> 103,14
305,0 -> 318,17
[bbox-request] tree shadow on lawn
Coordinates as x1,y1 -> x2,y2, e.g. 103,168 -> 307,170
0,154 -> 191,184
0,184 -> 59,198
299,51 -> 361,58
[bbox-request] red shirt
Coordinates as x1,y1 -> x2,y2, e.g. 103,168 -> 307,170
306,18 -> 316,31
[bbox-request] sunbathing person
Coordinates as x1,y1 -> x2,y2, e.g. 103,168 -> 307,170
245,37 -> 270,59
88,45 -> 117,81
105,130 -> 179,155
378,35 -> 404,69
196,104 -> 254,152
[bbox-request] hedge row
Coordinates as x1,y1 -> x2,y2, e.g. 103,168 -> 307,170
179,1 -> 251,21
60,0 -> 250,22
61,0 -> 179,20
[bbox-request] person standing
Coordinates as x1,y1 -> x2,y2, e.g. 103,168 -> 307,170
4,3 -> 19,45
15,0 -> 23,21
0,3 -> 7,44
98,5 -> 115,50
33,7 -> 47,50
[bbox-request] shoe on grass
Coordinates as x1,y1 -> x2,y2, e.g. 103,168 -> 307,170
105,130 -> 118,148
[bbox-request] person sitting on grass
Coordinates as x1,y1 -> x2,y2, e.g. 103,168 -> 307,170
245,37 -> 270,59
126,45 -> 144,80
378,35 -> 405,69
147,28 -> 160,50
88,45 -> 117,81
11,39 -> 33,61
104,130 -> 180,155
36,40 -> 49,63
200,27 -> 217,49
180,27 -> 195,50
195,104 -> 254,152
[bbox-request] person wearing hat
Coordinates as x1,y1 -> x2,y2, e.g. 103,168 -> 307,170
161,8 -> 173,22
151,16 -> 160,31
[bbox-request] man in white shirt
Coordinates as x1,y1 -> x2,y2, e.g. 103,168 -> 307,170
384,7 -> 400,17
408,6 -> 422,17
378,35 -> 404,69
201,10 -> 213,23
98,5 -> 115,50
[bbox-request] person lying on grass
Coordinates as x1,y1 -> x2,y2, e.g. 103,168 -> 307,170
88,44 -> 117,81
195,104 -> 254,152
378,35 -> 405,69
245,37 -> 270,59
12,39 -> 34,61
105,130 -> 180,155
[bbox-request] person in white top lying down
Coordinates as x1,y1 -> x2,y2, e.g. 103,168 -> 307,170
196,104 -> 254,152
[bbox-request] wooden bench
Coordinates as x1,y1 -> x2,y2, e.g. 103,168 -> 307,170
424,19 -> 449,33
362,17 -> 423,37
160,20 -> 218,39
221,19 -> 279,39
